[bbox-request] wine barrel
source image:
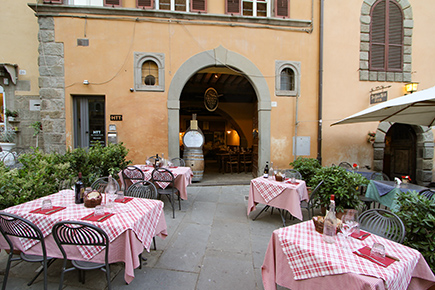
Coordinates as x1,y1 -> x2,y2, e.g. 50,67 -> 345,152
183,148 -> 204,182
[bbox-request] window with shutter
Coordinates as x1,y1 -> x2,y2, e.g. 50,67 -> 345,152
191,0 -> 206,12
137,0 -> 153,9
43,0 -> 63,3
226,0 -> 241,15
276,0 -> 289,18
159,0 -> 170,10
175,0 -> 187,11
369,0 -> 403,72
104,0 -> 121,7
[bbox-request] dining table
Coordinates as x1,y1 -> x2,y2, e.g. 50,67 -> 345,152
365,180 -> 428,210
0,189 -> 167,284
120,165 -> 193,200
247,176 -> 309,224
262,220 -> 435,290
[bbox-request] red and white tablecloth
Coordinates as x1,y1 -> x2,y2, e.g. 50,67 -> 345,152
1,190 -> 167,284
120,165 -> 193,200
262,221 -> 435,290
247,177 -> 309,220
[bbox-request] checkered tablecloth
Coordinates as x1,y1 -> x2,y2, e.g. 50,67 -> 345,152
4,190 -> 163,260
277,221 -> 420,290
251,177 -> 303,203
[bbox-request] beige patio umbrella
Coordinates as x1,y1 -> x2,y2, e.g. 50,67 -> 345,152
331,85 -> 435,127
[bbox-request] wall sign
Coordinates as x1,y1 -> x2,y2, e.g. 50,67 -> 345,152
110,115 -> 123,121
370,91 -> 387,104
204,87 -> 219,112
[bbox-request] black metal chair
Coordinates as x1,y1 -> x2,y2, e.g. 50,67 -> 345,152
300,180 -> 324,219
419,188 -> 435,200
338,162 -> 353,169
170,157 -> 185,167
284,169 -> 302,180
91,176 -> 121,193
370,171 -> 390,181
121,165 -> 145,191
147,155 -> 161,166
0,212 -> 55,290
359,208 -> 406,243
151,167 -> 180,219
52,221 -> 111,289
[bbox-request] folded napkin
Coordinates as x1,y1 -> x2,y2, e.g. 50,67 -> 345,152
81,212 -> 114,222
169,166 -> 178,168
30,206 -> 66,215
353,246 -> 396,267
351,230 -> 371,240
285,181 -> 300,185
114,197 -> 133,204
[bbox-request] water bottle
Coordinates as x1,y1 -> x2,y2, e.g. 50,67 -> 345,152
322,194 -> 337,244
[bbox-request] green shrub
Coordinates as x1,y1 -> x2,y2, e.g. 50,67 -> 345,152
395,191 -> 435,272
310,165 -> 369,213
289,157 -> 321,187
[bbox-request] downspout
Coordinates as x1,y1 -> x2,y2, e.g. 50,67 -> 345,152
317,0 -> 324,165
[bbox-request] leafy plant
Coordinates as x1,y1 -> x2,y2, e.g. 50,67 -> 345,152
395,191 -> 435,272
5,109 -> 18,118
289,157 -> 321,187
310,165 -> 369,213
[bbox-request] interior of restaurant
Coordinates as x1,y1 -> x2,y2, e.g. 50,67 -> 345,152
179,66 -> 258,177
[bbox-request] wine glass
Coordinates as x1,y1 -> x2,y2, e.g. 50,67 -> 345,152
340,210 -> 359,249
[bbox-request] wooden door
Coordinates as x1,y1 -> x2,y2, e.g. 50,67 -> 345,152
252,103 -> 258,177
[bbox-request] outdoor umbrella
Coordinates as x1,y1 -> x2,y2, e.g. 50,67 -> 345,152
331,85 -> 435,127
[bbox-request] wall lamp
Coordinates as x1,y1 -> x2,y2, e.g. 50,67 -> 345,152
405,82 -> 419,94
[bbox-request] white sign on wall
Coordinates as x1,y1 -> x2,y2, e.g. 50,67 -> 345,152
293,136 -> 310,156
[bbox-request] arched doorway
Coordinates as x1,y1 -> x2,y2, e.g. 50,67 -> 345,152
383,123 -> 416,181
167,46 -> 271,176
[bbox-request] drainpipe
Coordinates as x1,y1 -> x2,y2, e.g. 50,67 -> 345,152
317,0 -> 324,165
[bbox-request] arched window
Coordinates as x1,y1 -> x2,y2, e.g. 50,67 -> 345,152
134,53 -> 165,92
275,61 -> 300,97
369,0 -> 403,72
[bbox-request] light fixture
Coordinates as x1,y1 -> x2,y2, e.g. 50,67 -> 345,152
83,80 -> 89,85
227,130 -> 231,134
405,82 -> 419,94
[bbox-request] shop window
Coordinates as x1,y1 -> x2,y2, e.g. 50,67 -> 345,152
134,53 -> 165,92
240,0 -> 269,17
275,61 -> 300,96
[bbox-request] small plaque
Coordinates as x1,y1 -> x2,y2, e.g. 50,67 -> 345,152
370,91 -> 387,104
110,115 -> 122,121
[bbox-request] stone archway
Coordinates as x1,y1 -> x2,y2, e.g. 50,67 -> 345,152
167,45 -> 271,176
372,122 -> 434,185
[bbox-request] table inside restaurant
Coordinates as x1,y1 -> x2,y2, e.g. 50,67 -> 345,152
0,190 -> 167,284
365,180 -> 427,210
262,221 -> 435,290
247,177 -> 309,222
121,165 -> 193,200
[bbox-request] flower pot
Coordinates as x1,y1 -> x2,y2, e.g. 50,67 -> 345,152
7,116 -> 15,122
0,142 -> 16,152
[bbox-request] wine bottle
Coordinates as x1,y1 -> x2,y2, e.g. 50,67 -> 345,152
263,161 -> 269,178
155,154 -> 159,168
75,172 -> 84,204
322,194 -> 337,243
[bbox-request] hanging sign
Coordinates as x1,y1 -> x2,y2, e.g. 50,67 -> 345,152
370,91 -> 387,104
204,87 -> 219,112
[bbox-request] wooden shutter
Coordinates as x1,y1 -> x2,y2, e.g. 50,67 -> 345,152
226,0 -> 240,15
387,1 -> 403,71
191,0 -> 206,12
276,0 -> 289,18
43,0 -> 63,4
370,0 -> 386,70
137,0 -> 153,8
104,0 -> 121,7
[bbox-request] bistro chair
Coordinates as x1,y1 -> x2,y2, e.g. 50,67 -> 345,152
239,152 -> 252,173
419,189 -> 435,200
151,167 -> 180,219
284,169 -> 302,180
300,180 -> 324,220
126,180 -> 159,264
359,208 -> 406,243
370,171 -> 390,181
225,152 -> 239,174
170,157 -> 185,167
52,221 -> 111,289
0,212 -> 55,290
338,162 -> 353,170
121,165 -> 145,191
147,155 -> 161,166
91,176 -> 120,193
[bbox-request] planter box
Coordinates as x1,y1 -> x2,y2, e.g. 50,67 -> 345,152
0,143 -> 16,152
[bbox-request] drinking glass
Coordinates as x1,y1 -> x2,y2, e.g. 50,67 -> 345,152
94,205 -> 104,216
340,210 -> 359,248
371,242 -> 386,259
42,199 -> 52,210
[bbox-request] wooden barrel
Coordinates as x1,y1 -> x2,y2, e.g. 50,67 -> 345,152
183,148 -> 204,182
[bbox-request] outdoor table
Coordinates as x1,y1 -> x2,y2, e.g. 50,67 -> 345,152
121,165 -> 193,200
262,221 -> 435,290
247,177 -> 309,222
0,190 -> 167,284
365,180 -> 427,210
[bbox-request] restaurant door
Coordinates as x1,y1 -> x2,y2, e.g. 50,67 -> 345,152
73,96 -> 106,148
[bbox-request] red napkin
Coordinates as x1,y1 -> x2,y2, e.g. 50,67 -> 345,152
169,166 -> 178,168
115,197 -> 133,204
351,230 -> 371,240
81,212 -> 114,222
30,206 -> 66,215
353,246 -> 396,267
285,181 -> 300,185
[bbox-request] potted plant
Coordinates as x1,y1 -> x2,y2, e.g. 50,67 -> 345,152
0,128 -> 16,152
289,157 -> 321,187
310,165 -> 369,215
30,121 -> 42,148
5,109 -> 18,122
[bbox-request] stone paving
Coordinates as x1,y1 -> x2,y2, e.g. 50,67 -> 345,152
0,169 -> 309,290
